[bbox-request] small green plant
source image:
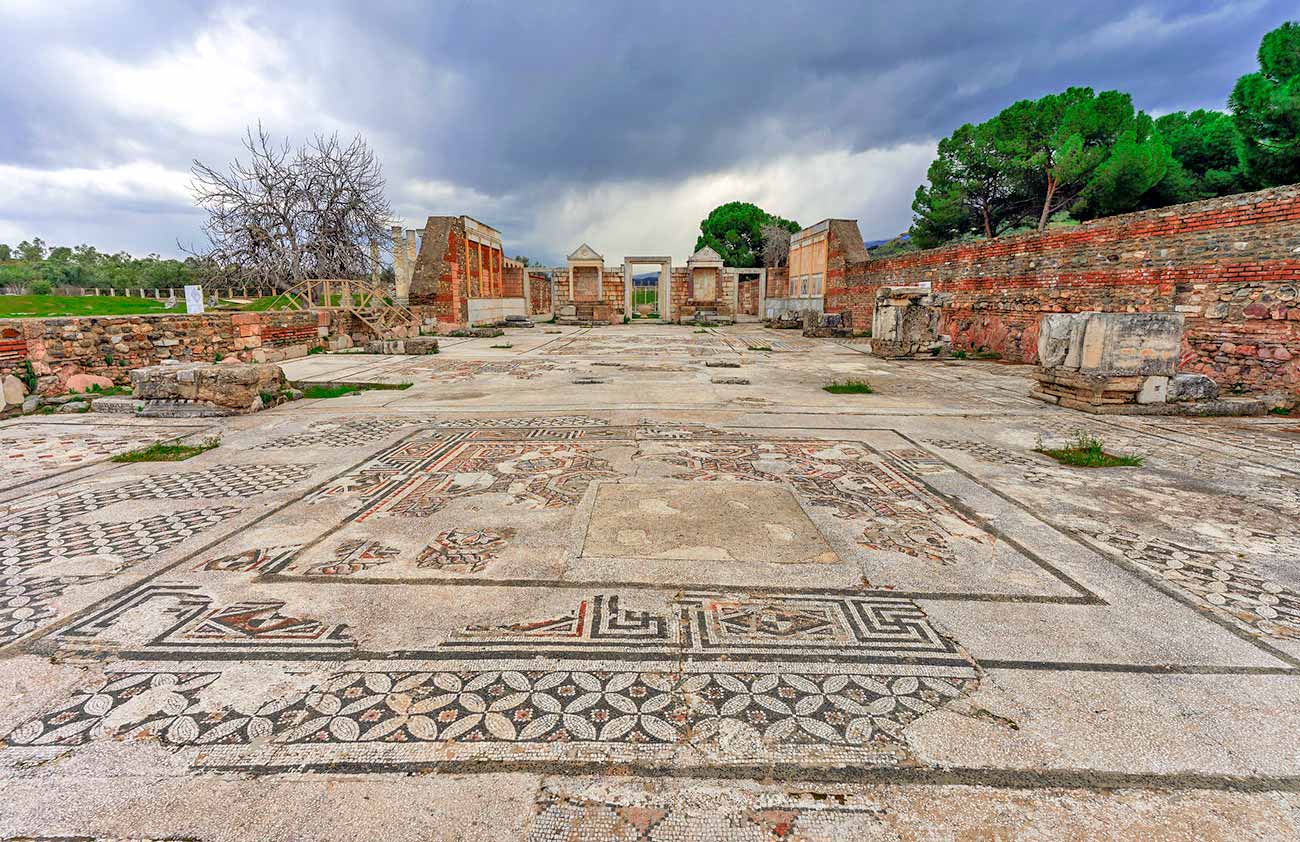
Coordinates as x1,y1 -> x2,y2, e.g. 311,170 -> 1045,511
112,437 -> 220,463
307,345 -> 326,355
213,352 -> 224,363
490,343 -> 513,349
823,379 -> 874,394
104,353 -> 115,366
1268,406 -> 1293,416
21,360 -> 38,393
623,315 -> 630,324
952,349 -> 968,359
748,345 -> 772,352
971,348 -> 1001,360
694,328 -> 709,334
1036,431 -> 1144,468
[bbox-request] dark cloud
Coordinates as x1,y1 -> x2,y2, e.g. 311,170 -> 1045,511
0,0 -> 1291,261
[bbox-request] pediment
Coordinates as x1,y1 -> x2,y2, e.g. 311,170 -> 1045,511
689,245 -> 722,263
567,243 -> 603,261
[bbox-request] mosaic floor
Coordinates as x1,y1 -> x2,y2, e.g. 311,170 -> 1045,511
1,324 -> 1298,840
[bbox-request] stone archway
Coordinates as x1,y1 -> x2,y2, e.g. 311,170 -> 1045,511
623,256 -> 672,322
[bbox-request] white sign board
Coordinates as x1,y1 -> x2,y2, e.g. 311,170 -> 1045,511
184,285 -> 205,314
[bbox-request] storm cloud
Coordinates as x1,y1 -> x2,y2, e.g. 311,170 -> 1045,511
0,0 -> 1288,264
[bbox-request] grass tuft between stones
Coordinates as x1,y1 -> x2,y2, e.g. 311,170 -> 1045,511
299,382 -> 413,399
823,379 -> 874,394
1036,432 -> 1144,468
112,437 -> 220,463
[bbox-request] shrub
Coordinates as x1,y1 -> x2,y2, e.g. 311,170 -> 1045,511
823,379 -> 874,394
1036,431 -> 1144,468
27,280 -> 52,295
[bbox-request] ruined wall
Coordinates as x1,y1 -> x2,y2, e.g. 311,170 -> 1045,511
528,272 -> 552,316
0,310 -> 329,396
826,185 -> 1300,396
409,216 -> 466,325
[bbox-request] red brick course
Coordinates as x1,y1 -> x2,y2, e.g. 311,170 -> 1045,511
825,185 -> 1300,397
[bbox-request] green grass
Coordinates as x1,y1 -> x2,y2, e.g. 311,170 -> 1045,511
490,343 -> 514,349
0,294 -> 172,318
748,345 -> 772,352
235,293 -> 383,311
299,382 -> 413,399
1268,406 -> 1293,416
112,437 -> 220,463
823,379 -> 874,394
1037,432 -> 1144,468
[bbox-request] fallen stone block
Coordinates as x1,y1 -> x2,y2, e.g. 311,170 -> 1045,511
131,361 -> 288,414
365,337 -> 439,355
1168,373 -> 1220,403
870,286 -> 947,357
91,396 -> 144,415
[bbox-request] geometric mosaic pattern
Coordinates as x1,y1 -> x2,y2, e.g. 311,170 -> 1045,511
1088,523 -> 1300,640
3,667 -> 974,753
1,464 -> 311,532
424,359 -> 559,382
658,441 -> 989,564
257,418 -> 426,449
544,335 -> 730,358
309,434 -> 617,521
0,506 -> 241,571
923,438 -> 1042,468
0,574 -> 82,646
445,591 -> 971,668
0,430 -> 154,489
58,583 -> 353,656
5,580 -> 977,764
431,416 -> 607,429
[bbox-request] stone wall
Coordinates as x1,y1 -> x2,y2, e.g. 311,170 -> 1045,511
825,184 -> 1300,397
0,310 -> 331,396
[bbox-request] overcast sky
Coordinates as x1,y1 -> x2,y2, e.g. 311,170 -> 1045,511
0,1 -> 1289,265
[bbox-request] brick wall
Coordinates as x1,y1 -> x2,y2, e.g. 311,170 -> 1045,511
826,185 -> 1300,396
0,310 -> 329,396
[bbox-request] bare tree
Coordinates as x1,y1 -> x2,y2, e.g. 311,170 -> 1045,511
187,125 -> 392,289
760,222 -> 792,268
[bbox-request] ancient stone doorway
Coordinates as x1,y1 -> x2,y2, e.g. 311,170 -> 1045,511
623,257 -> 672,322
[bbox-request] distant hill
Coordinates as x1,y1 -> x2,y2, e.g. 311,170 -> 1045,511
632,272 -> 658,286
